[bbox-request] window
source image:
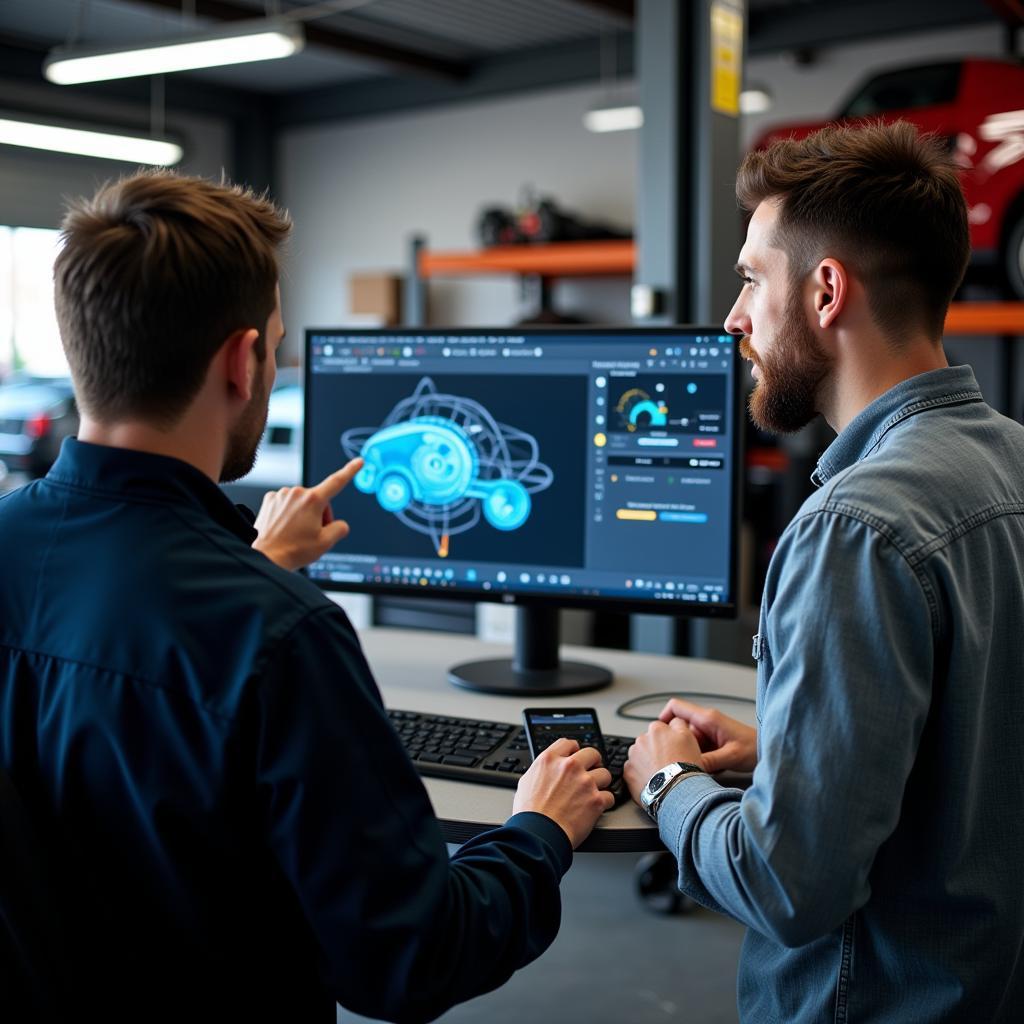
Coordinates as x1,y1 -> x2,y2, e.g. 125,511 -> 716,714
0,227 -> 67,380
840,63 -> 962,118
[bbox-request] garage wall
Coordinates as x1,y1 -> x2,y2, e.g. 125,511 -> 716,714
1,18 -> 1012,399
277,19 -> 1011,401
277,80 -> 638,357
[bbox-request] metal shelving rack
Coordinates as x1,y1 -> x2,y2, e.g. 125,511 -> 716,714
404,236 -> 636,327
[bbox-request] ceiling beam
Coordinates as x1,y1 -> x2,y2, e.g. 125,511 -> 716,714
121,0 -> 469,81
748,0 -> 997,54
568,0 -> 635,18
984,0 -> 1024,24
270,32 -> 632,128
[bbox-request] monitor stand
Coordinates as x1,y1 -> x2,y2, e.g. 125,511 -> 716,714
448,605 -> 613,696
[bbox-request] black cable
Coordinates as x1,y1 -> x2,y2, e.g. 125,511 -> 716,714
616,691 -> 755,721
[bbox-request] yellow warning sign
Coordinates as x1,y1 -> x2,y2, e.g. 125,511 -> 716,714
711,0 -> 744,118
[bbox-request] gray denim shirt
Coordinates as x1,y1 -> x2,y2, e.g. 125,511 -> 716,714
658,366 -> 1024,1022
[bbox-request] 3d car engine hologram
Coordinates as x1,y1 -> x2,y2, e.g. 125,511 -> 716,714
341,377 -> 553,556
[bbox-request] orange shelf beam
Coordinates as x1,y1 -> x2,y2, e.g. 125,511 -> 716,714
417,245 -> 1024,335
418,240 -> 636,278
944,303 -> 1024,335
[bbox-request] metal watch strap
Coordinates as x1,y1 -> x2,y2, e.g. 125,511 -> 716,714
642,761 -> 706,822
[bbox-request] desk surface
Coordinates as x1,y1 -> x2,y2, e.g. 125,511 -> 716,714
360,628 -> 756,853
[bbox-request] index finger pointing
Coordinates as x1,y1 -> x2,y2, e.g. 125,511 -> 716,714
312,458 -> 364,500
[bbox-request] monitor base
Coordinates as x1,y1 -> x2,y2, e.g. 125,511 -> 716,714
448,658 -> 613,696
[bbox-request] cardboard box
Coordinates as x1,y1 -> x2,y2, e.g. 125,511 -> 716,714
349,272 -> 402,325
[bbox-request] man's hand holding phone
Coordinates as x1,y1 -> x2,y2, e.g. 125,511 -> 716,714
513,739 -> 614,849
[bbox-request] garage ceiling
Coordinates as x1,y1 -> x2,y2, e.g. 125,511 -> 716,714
0,0 -> 1007,101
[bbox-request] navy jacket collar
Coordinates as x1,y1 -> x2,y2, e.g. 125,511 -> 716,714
47,438 -> 258,544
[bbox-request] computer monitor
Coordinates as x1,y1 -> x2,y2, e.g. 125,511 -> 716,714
304,326 -> 741,696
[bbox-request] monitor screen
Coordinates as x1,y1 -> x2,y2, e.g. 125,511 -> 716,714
304,326 -> 741,620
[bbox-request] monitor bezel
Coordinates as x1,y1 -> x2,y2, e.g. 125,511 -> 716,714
302,325 -> 743,620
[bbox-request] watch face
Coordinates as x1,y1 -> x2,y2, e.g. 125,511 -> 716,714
648,771 -> 666,794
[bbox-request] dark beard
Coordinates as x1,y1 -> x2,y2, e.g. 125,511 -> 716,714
742,290 -> 832,434
220,370 -> 270,483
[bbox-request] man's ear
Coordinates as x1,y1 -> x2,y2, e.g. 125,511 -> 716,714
222,327 -> 261,402
814,258 -> 848,330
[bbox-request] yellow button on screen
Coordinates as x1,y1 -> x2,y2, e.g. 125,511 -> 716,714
593,432 -> 607,447
616,509 -> 657,521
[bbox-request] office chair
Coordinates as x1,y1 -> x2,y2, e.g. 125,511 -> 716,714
0,760 -> 73,1022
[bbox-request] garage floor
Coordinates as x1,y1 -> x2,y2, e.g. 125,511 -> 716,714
339,851 -> 745,1024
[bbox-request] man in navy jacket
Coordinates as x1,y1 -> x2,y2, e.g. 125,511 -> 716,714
0,171 -> 613,1022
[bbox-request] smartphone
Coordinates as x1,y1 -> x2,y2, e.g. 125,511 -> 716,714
522,707 -> 607,764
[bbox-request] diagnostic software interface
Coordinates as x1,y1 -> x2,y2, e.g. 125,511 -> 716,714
305,329 -> 738,611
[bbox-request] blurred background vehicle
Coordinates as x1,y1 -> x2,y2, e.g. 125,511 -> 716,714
221,366 -> 303,512
0,375 -> 78,481
244,379 -> 303,489
752,58 -> 1024,298
477,187 -> 630,247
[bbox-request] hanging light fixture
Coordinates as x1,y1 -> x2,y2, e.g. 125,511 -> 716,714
584,22 -> 641,134
739,87 -> 773,115
44,18 -> 305,85
0,113 -> 183,165
583,103 -> 644,133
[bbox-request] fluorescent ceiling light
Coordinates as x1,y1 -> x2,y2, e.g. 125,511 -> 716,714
739,88 -> 773,115
0,117 -> 183,166
584,104 -> 644,133
44,19 -> 304,85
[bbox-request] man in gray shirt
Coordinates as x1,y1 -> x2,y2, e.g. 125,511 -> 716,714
625,121 -> 1024,1020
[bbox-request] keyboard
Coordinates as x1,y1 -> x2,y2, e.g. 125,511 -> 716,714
388,708 -> 632,805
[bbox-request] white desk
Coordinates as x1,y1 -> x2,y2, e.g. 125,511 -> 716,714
360,627 -> 757,853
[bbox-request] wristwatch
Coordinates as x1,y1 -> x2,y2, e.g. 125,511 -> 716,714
640,762 -> 706,822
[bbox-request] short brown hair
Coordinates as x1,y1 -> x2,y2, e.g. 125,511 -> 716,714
55,171 -> 292,425
736,121 -> 969,340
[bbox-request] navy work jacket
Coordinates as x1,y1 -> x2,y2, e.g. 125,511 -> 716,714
0,439 -> 571,1023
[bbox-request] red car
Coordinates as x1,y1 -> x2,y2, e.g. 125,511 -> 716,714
753,59 -> 1024,298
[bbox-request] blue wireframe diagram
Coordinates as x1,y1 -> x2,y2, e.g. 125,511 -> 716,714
341,377 -> 554,556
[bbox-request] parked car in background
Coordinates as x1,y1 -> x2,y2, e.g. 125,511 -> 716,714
244,378 -> 302,489
0,376 -> 78,479
752,59 -> 1024,298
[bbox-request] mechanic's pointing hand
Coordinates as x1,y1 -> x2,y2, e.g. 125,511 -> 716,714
253,458 -> 364,571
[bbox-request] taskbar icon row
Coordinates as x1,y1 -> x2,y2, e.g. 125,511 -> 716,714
307,561 -> 726,604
